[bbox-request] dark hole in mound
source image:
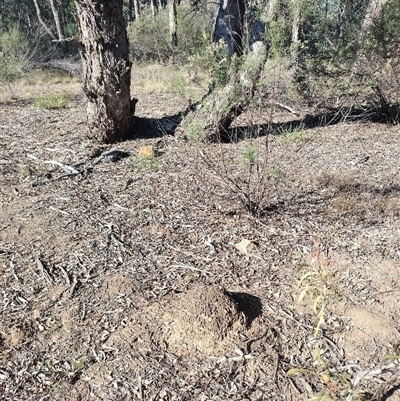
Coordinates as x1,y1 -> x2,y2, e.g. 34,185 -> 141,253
227,291 -> 262,327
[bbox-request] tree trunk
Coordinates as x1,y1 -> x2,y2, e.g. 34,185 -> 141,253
354,0 -> 389,71
133,0 -> 140,21
150,0 -> 157,19
180,41 -> 266,142
32,0 -> 57,41
266,0 -> 279,22
169,0 -> 177,47
360,0 -> 388,37
74,0 -> 134,143
213,0 -> 245,59
49,0 -> 67,53
291,0 -> 301,63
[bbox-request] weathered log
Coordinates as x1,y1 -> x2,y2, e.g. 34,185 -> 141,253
180,41 -> 266,142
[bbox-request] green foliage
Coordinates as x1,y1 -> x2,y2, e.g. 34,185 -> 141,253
288,344 -> 354,401
64,21 -> 78,39
0,28 -> 27,82
287,343 -> 397,401
256,0 -> 298,58
0,51 -> 20,82
294,0 -> 400,119
183,120 -> 204,142
241,145 -> 257,169
18,164 -> 39,178
169,73 -> 188,97
279,124 -> 306,144
266,7 -> 292,57
295,240 -> 335,337
272,165 -> 283,183
188,38 -> 229,87
0,0 -> 36,32
72,356 -> 86,371
39,359 -> 54,375
365,0 -> 400,59
359,0 -> 400,121
128,4 -> 213,64
294,0 -> 366,101
189,39 -> 248,91
34,94 -> 68,109
299,0 -> 367,64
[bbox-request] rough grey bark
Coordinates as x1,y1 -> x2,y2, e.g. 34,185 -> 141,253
213,0 -> 245,59
169,0 -> 177,47
180,42 -> 266,141
74,0 -> 134,143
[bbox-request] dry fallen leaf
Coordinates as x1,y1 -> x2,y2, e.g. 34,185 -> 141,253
235,238 -> 253,255
139,145 -> 155,159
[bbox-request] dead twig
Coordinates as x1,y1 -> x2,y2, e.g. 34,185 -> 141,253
35,254 -> 53,283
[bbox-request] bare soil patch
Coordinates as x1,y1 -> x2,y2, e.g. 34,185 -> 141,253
0,92 -> 399,400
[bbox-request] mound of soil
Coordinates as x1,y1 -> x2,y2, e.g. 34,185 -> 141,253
154,286 -> 253,356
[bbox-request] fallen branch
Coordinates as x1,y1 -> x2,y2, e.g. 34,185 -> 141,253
44,160 -> 80,174
273,102 -> 300,115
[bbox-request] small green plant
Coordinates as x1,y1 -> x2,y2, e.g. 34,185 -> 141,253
279,124 -> 306,144
45,317 -> 60,332
34,94 -> 68,109
288,345 -> 358,401
72,355 -> 86,371
272,165 -> 283,183
241,145 -> 257,169
18,164 -> 39,177
39,359 -> 54,375
184,274 -> 199,283
295,239 -> 334,336
289,345 -> 400,400
184,120 -> 204,142
131,155 -> 160,170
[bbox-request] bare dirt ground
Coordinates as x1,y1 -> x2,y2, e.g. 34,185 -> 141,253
0,91 -> 399,401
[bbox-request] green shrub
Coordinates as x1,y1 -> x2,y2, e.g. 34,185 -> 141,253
0,28 -> 27,82
169,73 -> 188,96
293,0 -> 400,119
128,4 -> 213,64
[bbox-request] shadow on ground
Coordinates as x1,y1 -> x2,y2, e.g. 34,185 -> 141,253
127,113 -> 184,140
128,104 -> 399,142
224,106 -> 399,142
228,292 -> 263,327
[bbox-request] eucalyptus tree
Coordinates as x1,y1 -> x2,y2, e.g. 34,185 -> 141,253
74,0 -> 135,143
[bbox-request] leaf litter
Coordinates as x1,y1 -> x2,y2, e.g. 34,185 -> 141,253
0,95 -> 399,400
